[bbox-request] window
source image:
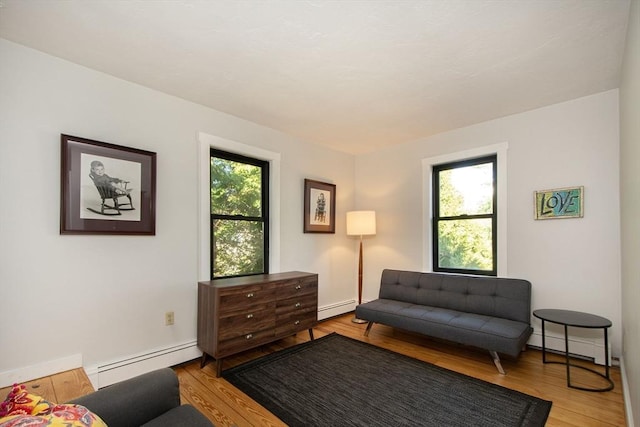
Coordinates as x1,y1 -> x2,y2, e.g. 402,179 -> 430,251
432,155 -> 497,276
210,149 -> 269,279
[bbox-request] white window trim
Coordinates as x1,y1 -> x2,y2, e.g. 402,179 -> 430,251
422,142 -> 508,276
198,132 -> 281,280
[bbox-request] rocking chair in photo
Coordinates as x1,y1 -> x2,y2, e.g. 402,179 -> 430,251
87,173 -> 135,216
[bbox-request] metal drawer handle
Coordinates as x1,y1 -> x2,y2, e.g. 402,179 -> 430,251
246,313 -> 254,319
246,334 -> 253,339
246,293 -> 254,298
295,302 -> 301,308
295,285 -> 302,290
295,320 -> 300,325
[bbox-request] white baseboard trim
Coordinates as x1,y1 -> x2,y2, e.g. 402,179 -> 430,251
85,341 -> 201,390
85,302 -> 355,389
527,330 -> 611,365
318,299 -> 356,320
0,354 -> 83,388
3,303 -> 355,391
88,303 -> 356,389
620,356 -> 635,427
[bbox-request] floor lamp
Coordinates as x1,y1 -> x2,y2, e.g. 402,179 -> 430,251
346,210 -> 376,323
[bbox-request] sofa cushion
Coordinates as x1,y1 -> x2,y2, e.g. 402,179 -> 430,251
0,384 -> 52,418
356,298 -> 532,357
0,384 -> 106,427
378,269 -> 532,323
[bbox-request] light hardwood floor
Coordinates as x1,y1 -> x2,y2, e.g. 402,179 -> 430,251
1,314 -> 626,426
176,314 -> 626,426
0,368 -> 94,405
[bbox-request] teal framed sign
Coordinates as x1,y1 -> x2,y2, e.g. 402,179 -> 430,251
534,186 -> 584,220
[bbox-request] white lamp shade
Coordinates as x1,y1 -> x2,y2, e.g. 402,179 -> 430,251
346,211 -> 376,236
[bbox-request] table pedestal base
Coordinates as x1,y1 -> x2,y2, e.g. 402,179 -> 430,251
541,322 -> 614,392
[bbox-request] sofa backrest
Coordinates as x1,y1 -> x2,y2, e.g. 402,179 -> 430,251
378,269 -> 531,324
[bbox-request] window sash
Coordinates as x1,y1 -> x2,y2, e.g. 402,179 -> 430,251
432,155 -> 497,276
210,149 -> 269,279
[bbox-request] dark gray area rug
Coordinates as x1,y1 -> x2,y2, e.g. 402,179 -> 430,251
223,333 -> 552,427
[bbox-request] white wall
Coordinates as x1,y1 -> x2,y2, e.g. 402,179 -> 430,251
0,39 -> 357,382
356,90 -> 622,356
620,0 -> 639,424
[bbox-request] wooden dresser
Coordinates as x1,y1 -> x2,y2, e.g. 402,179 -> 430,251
197,271 -> 318,376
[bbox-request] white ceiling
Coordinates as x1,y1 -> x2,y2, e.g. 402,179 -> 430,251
0,0 -> 632,154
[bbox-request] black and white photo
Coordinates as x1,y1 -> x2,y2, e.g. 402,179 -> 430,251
61,134 -> 156,235
303,179 -> 336,233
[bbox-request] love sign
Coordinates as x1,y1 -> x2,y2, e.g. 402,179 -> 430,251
534,186 -> 584,220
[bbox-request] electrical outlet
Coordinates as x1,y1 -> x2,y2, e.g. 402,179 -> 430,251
165,311 -> 175,326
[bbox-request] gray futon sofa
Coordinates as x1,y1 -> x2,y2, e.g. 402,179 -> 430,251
355,269 -> 533,374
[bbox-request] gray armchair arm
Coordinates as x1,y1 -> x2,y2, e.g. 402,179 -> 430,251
69,368 -> 181,427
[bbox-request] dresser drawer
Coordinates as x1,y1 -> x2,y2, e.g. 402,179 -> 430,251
275,276 -> 317,299
276,293 -> 317,317
217,328 -> 275,357
218,308 -> 276,341
218,284 -> 276,315
276,316 -> 316,336
276,302 -> 316,324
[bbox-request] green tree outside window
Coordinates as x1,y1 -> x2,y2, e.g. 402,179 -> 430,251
210,150 -> 268,278
433,156 -> 496,275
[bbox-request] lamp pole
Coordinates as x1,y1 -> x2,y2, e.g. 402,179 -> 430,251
347,210 -> 375,324
357,235 -> 363,305
352,233 -> 368,323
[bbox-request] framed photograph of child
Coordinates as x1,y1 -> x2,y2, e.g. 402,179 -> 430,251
60,134 -> 157,235
303,179 -> 336,233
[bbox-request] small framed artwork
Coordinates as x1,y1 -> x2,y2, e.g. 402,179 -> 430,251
60,134 -> 157,235
304,179 -> 336,233
534,186 -> 584,220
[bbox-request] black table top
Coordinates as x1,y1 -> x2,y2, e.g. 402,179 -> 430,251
533,309 -> 612,328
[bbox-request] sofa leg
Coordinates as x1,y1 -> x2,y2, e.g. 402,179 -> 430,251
489,351 -> 506,375
364,321 -> 374,337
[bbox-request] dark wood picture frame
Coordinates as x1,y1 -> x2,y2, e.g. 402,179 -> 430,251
303,179 -> 336,233
60,134 -> 157,235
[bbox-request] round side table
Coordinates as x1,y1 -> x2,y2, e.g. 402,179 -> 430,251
533,309 -> 613,392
